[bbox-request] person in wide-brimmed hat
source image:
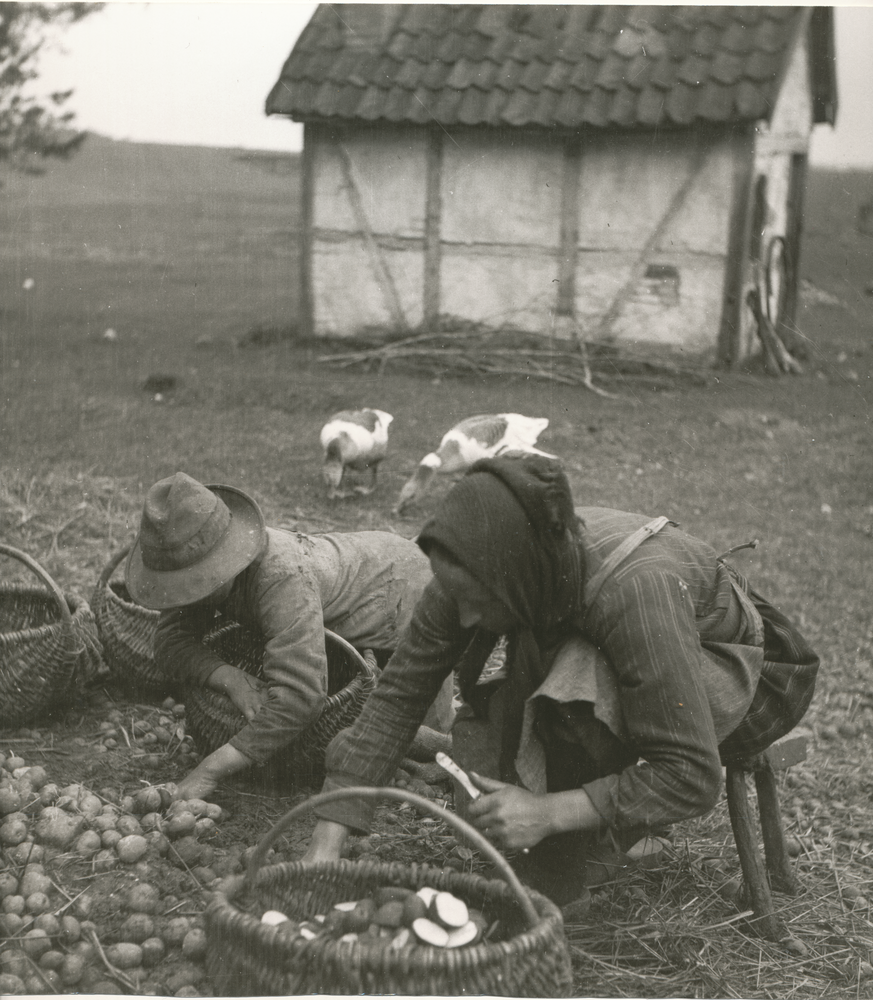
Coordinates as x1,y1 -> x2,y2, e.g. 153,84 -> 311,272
300,452 -> 818,911
126,472 -> 451,800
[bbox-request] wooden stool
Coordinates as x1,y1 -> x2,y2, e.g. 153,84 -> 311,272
724,729 -> 809,940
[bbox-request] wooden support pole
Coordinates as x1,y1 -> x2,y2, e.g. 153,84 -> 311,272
754,761 -> 798,896
725,764 -> 788,942
557,137 -> 581,317
423,126 -> 443,328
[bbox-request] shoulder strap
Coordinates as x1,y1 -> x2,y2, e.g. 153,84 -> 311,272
584,515 -> 674,608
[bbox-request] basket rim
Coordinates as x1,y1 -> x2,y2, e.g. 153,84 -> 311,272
209,855 -> 566,966
0,543 -> 71,629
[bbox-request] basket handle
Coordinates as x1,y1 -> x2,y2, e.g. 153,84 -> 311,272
0,543 -> 72,628
323,629 -> 377,681
246,785 -> 540,928
97,545 -> 132,588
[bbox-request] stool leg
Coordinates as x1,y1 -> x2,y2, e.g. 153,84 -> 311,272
725,764 -> 788,941
754,761 -> 798,895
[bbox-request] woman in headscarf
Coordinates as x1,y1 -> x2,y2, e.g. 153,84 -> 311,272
302,453 -> 818,905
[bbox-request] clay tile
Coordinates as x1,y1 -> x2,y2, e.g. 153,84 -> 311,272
520,59 -> 551,93
595,50 -> 629,91
754,16 -> 785,53
509,33 -> 544,63
584,29 -> 612,61
477,5 -> 508,38
677,54 -> 710,87
582,87 -> 611,127
436,30 -> 466,62
433,87 -> 464,125
551,87 -> 580,127
380,86 -> 408,122
698,79 -> 734,122
500,88 -> 538,126
395,58 -> 424,89
625,51 -> 652,89
409,88 -> 436,124
422,60 -> 452,89
484,30 -> 517,63
484,87 -> 509,125
744,49 -> 781,83
648,54 -> 676,90
691,23 -> 718,57
462,30 -> 492,61
446,57 -> 479,90
637,84 -> 667,126
357,85 -> 386,120
608,84 -> 639,127
374,56 -> 400,85
543,59 -> 573,91
457,87 -> 487,125
532,87 -> 560,126
597,6 -> 628,36
735,79 -> 770,120
387,30 -> 414,60
665,81 -> 696,125
313,81 -> 344,117
569,56 -> 598,91
710,49 -> 744,86
494,59 -> 525,90
720,20 -> 752,55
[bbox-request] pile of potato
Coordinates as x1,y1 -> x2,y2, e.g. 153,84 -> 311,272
260,884 -> 495,951
0,747 -> 233,996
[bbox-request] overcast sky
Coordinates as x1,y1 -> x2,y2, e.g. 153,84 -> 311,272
37,2 -> 873,168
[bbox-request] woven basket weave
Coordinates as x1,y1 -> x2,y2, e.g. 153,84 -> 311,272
91,545 -> 163,690
205,786 -> 573,996
0,543 -> 104,728
185,623 -> 378,786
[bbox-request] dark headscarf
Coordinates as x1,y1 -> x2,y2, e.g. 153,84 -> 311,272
417,453 -> 585,782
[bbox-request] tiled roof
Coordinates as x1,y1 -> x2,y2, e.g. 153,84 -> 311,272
266,5 -> 827,129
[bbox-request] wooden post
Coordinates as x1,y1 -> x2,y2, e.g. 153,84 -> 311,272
557,137 -> 581,317
716,124 -> 756,368
725,764 -> 788,941
334,139 -> 408,331
754,761 -> 798,895
423,126 -> 443,328
299,123 -> 316,339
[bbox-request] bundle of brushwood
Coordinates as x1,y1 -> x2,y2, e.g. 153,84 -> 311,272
316,325 -> 710,395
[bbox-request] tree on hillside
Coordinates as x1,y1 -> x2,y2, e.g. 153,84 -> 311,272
0,2 -> 102,173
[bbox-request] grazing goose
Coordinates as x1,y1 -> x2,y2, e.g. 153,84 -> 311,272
394,413 -> 554,514
320,408 -> 393,499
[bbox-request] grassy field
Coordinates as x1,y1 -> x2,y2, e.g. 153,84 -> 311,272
1,133 -> 873,997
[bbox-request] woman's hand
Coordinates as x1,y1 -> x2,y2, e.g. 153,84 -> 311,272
208,664 -> 268,721
173,743 -> 251,801
465,772 -> 556,851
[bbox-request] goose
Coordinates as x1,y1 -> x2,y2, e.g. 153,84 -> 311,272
320,408 -> 393,499
394,413 -> 555,514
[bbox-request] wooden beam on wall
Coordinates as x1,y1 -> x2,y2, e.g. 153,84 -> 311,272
299,122 -> 315,339
716,124 -> 756,368
557,137 -> 581,317
423,126 -> 443,327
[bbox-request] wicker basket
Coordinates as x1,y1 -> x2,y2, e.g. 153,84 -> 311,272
91,545 -> 163,691
0,543 -> 104,728
205,786 -> 573,996
185,623 -> 378,786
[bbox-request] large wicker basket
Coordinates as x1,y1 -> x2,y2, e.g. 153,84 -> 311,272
0,543 -> 104,728
205,787 -> 574,996
91,545 -> 163,690
185,623 -> 378,787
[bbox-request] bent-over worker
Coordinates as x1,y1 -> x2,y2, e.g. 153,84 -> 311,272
301,453 -> 818,906
125,472 -> 452,801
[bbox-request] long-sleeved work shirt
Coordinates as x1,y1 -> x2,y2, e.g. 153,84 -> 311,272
154,528 -> 432,765
317,508 -> 817,833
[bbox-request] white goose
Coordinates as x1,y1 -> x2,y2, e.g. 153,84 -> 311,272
394,413 -> 555,514
320,408 -> 393,499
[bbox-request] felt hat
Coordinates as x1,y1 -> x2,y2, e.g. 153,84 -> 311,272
125,472 -> 266,610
